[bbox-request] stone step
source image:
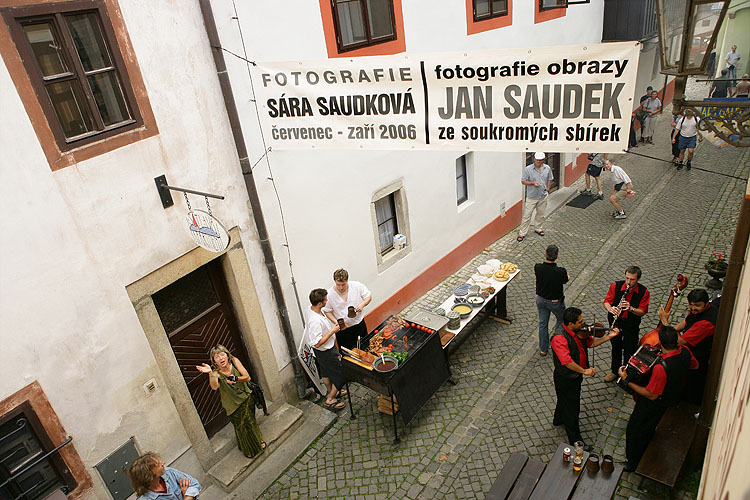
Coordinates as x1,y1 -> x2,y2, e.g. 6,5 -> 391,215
207,402 -> 303,491
199,399 -> 337,500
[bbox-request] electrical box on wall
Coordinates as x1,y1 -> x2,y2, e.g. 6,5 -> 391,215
95,438 -> 139,500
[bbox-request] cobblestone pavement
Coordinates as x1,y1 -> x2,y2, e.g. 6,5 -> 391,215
258,93 -> 749,499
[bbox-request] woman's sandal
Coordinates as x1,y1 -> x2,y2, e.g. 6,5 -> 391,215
261,441 -> 267,450
517,235 -> 525,242
324,399 -> 346,410
535,230 -> 545,236
338,389 -> 348,397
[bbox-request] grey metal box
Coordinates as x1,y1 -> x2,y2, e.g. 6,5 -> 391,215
95,438 -> 139,500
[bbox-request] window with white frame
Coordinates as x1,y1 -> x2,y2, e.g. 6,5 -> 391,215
370,181 -> 410,271
374,193 -> 398,254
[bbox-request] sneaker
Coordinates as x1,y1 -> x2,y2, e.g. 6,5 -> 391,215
686,161 -> 692,170
614,212 -> 627,219
676,162 -> 683,170
604,373 -> 618,382
583,444 -> 594,453
580,188 -> 592,195
595,192 -> 604,200
617,461 -> 636,473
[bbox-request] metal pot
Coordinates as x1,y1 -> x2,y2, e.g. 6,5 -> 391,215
372,355 -> 399,372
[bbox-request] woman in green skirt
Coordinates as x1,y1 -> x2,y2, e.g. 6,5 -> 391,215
196,345 -> 266,457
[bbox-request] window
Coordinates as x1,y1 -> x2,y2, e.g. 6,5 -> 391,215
534,0 -> 566,23
370,180 -> 410,272
0,403 -> 76,499
456,156 -> 469,205
540,0 -> 568,9
332,0 -> 396,52
1,0 -> 157,170
6,4 -> 137,147
375,193 -> 398,254
473,0 -> 508,21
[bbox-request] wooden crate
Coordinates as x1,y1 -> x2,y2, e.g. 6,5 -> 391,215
377,394 -> 399,415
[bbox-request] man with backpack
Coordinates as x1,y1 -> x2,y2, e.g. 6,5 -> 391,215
672,109 -> 703,170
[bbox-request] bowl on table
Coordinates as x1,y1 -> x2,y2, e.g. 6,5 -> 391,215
372,355 -> 399,372
451,303 -> 473,318
467,294 -> 485,308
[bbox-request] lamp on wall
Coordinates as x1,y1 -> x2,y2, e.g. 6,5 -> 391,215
654,0 -> 749,146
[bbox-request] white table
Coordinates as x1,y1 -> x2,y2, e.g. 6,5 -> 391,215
438,269 -> 520,350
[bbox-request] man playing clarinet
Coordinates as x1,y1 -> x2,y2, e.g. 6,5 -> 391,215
552,307 -> 619,451
603,266 -> 650,383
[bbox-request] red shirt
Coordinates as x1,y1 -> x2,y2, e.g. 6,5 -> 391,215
644,346 -> 699,396
681,314 -> 716,347
604,282 -> 650,319
552,325 -> 594,369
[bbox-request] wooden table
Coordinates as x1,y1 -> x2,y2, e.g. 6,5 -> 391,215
486,443 -> 624,500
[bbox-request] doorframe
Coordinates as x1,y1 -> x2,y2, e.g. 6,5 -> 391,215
126,227 -> 282,470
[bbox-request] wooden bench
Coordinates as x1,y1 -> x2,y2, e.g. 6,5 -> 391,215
635,401 -> 699,488
485,453 -> 545,500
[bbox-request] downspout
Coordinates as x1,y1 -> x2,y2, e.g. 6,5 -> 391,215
198,0 -> 308,399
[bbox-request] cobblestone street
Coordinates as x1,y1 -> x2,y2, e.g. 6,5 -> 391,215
255,100 -> 749,500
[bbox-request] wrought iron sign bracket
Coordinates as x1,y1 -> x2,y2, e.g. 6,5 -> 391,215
155,174 -> 225,209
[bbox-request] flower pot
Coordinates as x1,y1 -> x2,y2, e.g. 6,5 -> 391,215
705,265 -> 727,290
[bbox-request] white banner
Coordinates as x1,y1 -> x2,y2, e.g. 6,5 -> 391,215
250,42 -> 640,153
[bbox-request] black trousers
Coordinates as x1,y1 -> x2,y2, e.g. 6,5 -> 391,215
683,363 -> 708,405
611,327 -> 638,375
554,374 -> 583,445
336,319 -> 367,350
626,397 -> 667,468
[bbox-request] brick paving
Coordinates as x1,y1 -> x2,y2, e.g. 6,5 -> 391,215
258,84 -> 749,499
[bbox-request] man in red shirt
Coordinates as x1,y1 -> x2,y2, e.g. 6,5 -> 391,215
603,266 -> 650,382
658,288 -> 717,405
618,326 -> 698,471
552,307 -> 620,451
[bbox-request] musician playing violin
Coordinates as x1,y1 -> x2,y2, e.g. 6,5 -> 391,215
552,307 -> 620,452
603,266 -> 650,383
617,326 -> 697,472
657,288 -> 717,406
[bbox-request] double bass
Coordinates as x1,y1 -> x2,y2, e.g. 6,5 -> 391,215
616,274 -> 689,392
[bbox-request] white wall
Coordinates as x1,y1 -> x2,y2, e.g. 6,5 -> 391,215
0,1 -> 278,497
210,0 -> 609,356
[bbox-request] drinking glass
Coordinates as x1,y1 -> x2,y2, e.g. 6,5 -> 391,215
572,456 -> 583,472
574,441 -> 584,458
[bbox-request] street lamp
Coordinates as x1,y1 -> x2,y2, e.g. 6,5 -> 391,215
654,0 -> 749,146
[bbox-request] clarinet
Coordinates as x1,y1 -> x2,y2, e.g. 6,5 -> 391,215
609,284 -> 632,329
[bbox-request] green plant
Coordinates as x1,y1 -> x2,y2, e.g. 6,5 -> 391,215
706,252 -> 728,271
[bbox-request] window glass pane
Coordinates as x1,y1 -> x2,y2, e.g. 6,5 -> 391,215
88,71 -> 130,125
541,0 -> 565,8
456,159 -> 468,204
375,195 -> 397,252
45,80 -> 94,137
492,0 -> 508,14
366,0 -> 394,39
475,0 -> 490,16
22,23 -> 68,77
65,12 -> 112,72
336,0 -> 367,47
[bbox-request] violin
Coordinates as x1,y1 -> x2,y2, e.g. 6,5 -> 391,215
638,273 -> 689,348
578,322 -> 610,338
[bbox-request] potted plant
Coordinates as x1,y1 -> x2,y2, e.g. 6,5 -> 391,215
705,252 -> 728,289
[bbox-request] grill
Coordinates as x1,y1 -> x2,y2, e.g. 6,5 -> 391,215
342,315 -> 451,443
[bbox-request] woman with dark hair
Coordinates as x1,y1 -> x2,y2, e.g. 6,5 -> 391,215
196,345 -> 265,457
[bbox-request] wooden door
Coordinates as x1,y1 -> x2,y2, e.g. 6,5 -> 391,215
152,260 -> 252,438
524,152 -> 560,192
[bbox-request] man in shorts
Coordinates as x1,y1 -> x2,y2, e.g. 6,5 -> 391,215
603,160 -> 635,219
580,153 -> 607,199
672,109 -> 703,170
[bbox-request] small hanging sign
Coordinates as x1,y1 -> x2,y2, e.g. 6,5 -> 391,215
186,210 -> 230,252
184,194 -> 229,252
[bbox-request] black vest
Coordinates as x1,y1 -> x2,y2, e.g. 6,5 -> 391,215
606,281 -> 648,331
684,304 -> 718,366
552,329 -> 587,380
659,347 -> 693,406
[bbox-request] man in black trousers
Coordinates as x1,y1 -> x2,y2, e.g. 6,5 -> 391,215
603,266 -> 650,383
618,326 -> 697,471
552,307 -> 619,451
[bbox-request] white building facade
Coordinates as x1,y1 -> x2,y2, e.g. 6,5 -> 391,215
0,1 -> 674,499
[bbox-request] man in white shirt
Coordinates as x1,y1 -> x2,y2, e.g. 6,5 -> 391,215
518,152 -> 554,242
671,109 -> 703,170
305,288 -> 346,410
725,45 -> 741,83
323,268 -> 372,350
603,160 -> 635,219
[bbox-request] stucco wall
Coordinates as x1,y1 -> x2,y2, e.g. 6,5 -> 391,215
0,1 -> 281,498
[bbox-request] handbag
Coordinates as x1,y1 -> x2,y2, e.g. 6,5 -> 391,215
231,359 -> 269,415
636,109 -> 648,121
587,153 -> 595,161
